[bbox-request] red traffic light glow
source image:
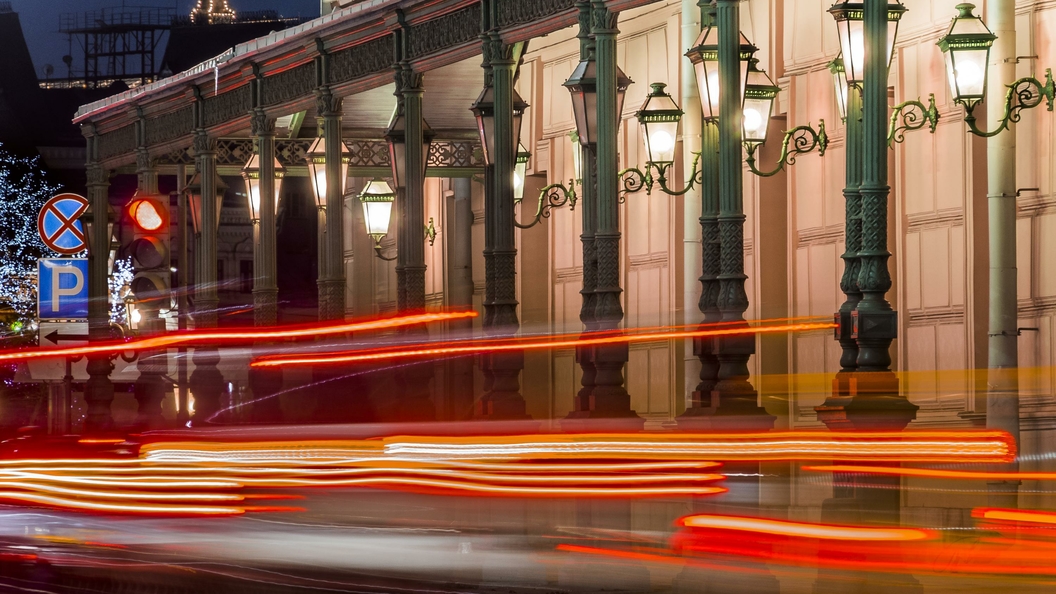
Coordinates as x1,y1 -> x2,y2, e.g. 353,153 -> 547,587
130,198 -> 165,232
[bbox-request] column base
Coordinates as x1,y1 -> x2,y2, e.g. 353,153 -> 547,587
477,350 -> 531,420
815,371 -> 917,431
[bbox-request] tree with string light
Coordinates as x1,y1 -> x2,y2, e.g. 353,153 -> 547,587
0,144 -> 61,340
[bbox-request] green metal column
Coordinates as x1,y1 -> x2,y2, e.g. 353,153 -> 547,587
82,123 -> 114,433
854,0 -> 897,373
837,87 -> 863,372
480,24 -> 528,419
189,126 -> 224,424
570,0 -> 598,420
317,86 -> 345,321
252,109 -> 279,326
590,0 -> 640,426
394,64 -> 434,421
712,0 -> 769,426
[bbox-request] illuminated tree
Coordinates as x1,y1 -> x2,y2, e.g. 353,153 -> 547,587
0,144 -> 61,337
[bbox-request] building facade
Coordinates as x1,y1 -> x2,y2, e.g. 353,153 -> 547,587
72,0 -> 1056,434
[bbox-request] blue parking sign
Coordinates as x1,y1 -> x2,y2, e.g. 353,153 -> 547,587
38,258 -> 89,320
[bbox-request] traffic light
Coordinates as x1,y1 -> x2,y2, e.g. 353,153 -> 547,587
127,194 -> 171,312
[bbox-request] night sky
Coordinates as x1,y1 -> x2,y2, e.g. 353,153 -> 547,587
10,0 -> 320,77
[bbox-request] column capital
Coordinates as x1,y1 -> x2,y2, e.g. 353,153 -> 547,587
315,86 -> 343,119
250,109 -> 276,137
193,130 -> 215,155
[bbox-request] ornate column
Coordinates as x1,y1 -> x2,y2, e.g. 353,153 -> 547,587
251,109 -> 279,325
709,0 -> 773,428
81,123 -> 114,433
590,0 -> 641,427
680,117 -> 721,423
248,106 -> 284,423
189,127 -> 224,424
315,87 -> 346,321
132,130 -> 166,429
568,0 -> 599,421
394,64 -> 435,421
479,28 -> 529,420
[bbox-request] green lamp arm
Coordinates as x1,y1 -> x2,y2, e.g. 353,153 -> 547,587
744,121 -> 828,178
514,181 -> 577,229
963,69 -> 1055,138
888,94 -> 940,146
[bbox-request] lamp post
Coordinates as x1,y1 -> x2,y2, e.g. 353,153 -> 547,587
305,133 -> 350,321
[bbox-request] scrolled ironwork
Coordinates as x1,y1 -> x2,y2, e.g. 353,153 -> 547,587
888,93 -> 939,146
744,120 -> 828,178
514,180 -> 577,229
962,68 -> 1055,138
618,152 -> 705,200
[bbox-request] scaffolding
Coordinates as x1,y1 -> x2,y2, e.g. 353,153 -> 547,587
59,5 -> 175,89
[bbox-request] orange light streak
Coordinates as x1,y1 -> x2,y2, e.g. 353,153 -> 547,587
973,508 -> 1056,525
0,491 -> 245,516
677,514 -> 933,541
250,322 -> 836,367
0,311 -> 476,362
805,465 -> 1053,481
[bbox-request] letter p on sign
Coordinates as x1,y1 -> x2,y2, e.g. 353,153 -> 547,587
38,258 -> 89,320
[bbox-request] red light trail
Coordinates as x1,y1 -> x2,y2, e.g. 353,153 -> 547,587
804,465 -> 1053,481
0,312 -> 476,363
250,321 -> 837,368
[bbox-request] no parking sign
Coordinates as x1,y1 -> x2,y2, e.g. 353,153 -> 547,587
37,193 -> 88,255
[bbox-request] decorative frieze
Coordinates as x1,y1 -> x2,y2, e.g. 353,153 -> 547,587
406,4 -> 482,61
204,85 -> 253,128
155,138 -> 483,169
495,0 -> 576,29
145,107 -> 194,146
331,36 -> 394,84
427,140 -> 481,168
262,63 -> 317,107
96,125 -> 137,161
347,140 -> 389,167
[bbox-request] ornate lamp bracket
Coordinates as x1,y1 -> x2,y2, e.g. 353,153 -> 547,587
743,120 -> 828,178
618,152 -> 705,201
962,68 -> 1055,138
372,219 -> 438,261
514,182 -> 577,229
888,93 -> 940,146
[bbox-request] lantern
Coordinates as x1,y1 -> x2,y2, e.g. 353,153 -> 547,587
937,3 -> 996,110
358,178 -> 396,245
742,59 -> 780,146
470,85 -> 529,166
563,57 -> 632,147
240,153 -> 286,221
635,83 -> 683,166
828,54 -> 850,121
184,171 -> 227,235
685,21 -> 756,122
305,135 -> 349,210
514,143 -> 531,202
385,104 -> 436,189
829,1 -> 906,85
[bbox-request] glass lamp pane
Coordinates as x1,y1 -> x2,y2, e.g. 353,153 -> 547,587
645,120 -> 678,164
840,20 -> 865,84
741,97 -> 772,143
362,201 -> 393,241
955,49 -> 988,99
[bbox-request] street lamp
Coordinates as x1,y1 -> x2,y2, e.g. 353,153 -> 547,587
685,18 -> 755,121
829,54 -> 850,121
828,1 -> 906,86
240,154 -> 285,222
184,172 -> 227,235
470,85 -> 529,166
513,143 -> 530,203
513,140 -> 577,230
359,178 -> 396,247
563,55 -> 632,147
741,59 -> 828,177
384,104 -> 435,189
305,135 -> 349,210
938,3 -> 1054,137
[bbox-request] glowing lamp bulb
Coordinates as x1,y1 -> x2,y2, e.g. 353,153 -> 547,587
955,60 -> 984,89
131,309 -> 142,324
649,130 -> 675,155
743,108 -> 764,133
